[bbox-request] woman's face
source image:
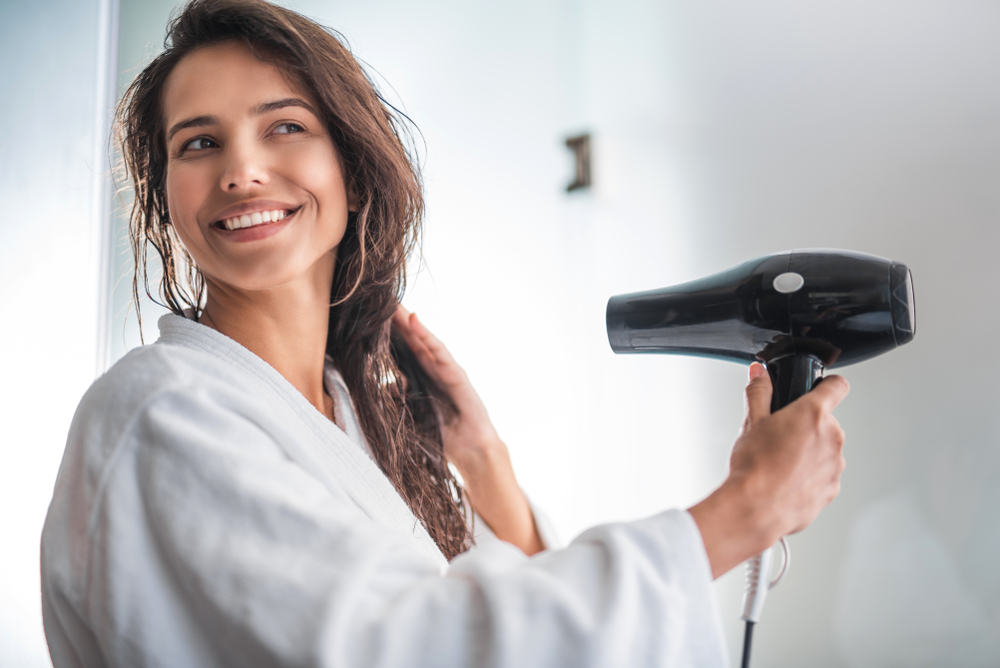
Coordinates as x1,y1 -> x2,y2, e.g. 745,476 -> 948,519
161,41 -> 356,294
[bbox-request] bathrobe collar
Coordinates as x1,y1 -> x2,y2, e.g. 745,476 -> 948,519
156,313 -> 448,570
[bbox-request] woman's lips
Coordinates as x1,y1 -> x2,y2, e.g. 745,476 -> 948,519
219,208 -> 292,231
213,208 -> 298,242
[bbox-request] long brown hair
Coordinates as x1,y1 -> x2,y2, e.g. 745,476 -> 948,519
115,0 -> 471,558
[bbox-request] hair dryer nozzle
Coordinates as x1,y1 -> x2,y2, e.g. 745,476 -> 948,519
889,261 -> 916,346
607,249 -> 916,369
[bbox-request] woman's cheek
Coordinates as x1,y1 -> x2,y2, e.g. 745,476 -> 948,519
166,165 -> 211,246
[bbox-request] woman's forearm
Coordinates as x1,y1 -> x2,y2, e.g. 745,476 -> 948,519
688,477 -> 779,579
458,439 -> 545,556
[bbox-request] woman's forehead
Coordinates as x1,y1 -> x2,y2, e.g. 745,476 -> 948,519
162,41 -> 314,127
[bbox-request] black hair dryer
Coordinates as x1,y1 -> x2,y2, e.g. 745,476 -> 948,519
606,249 -> 915,666
607,249 -> 915,409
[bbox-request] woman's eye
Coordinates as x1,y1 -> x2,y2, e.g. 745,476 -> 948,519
273,122 -> 305,135
182,137 -> 217,151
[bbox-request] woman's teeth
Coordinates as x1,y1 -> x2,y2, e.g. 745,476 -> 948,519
221,209 -> 289,231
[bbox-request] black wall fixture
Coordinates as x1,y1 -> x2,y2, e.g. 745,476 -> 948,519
565,133 -> 591,192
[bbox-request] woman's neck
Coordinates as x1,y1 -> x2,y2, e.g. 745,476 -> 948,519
199,264 -> 334,420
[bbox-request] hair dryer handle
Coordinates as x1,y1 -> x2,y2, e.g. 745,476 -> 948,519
765,354 -> 825,413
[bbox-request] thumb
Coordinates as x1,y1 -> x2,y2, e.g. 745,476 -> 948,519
744,362 -> 773,428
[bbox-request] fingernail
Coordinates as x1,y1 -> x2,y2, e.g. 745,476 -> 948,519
748,363 -> 765,380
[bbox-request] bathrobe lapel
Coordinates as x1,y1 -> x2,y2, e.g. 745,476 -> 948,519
157,315 -> 448,570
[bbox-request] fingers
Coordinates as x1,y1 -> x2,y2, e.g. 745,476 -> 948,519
729,365 -> 849,542
744,362 -> 773,428
391,304 -> 411,329
392,306 -> 438,373
407,313 -> 457,366
804,374 -> 850,412
391,307 -> 465,387
392,306 -> 428,355
393,306 -> 435,356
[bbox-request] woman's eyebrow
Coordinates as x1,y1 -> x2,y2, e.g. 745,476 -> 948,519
167,115 -> 218,143
167,97 -> 316,142
254,97 -> 316,116
165,99 -> 316,143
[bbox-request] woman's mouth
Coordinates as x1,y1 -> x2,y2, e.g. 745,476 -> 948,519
215,208 -> 297,231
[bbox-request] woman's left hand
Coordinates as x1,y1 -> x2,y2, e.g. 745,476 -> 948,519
392,306 -> 544,555
391,306 -> 499,474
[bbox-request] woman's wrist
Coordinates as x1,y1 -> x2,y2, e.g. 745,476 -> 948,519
457,437 -> 518,509
452,432 -> 502,476
688,474 -> 781,579
457,439 -> 545,555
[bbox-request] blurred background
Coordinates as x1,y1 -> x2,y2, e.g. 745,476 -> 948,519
3,0 -> 998,665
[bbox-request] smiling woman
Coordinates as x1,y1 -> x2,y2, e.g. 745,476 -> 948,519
109,0 -> 485,566
38,1 -> 850,667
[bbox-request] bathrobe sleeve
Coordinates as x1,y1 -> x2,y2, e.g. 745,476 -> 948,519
65,384 -> 728,668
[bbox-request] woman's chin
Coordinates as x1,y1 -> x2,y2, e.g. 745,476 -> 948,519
206,260 -> 335,297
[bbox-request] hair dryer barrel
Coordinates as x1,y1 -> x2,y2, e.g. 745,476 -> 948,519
607,250 -> 916,369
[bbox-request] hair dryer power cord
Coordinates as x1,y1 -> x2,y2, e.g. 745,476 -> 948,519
739,537 -> 790,668
741,621 -> 755,668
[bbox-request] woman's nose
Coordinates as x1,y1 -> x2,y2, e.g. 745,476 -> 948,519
219,143 -> 270,192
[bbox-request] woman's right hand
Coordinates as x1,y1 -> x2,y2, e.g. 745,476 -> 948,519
689,363 -> 849,579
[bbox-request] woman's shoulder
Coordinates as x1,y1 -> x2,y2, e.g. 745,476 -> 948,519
82,313 -> 254,419
43,328 -> 234,574
63,339 -> 216,475
70,312 -> 268,462
81,335 -> 217,420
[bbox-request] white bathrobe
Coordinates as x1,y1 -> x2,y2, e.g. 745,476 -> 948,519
41,314 -> 728,668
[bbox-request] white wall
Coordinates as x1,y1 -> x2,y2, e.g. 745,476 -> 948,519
0,0 -> 116,665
